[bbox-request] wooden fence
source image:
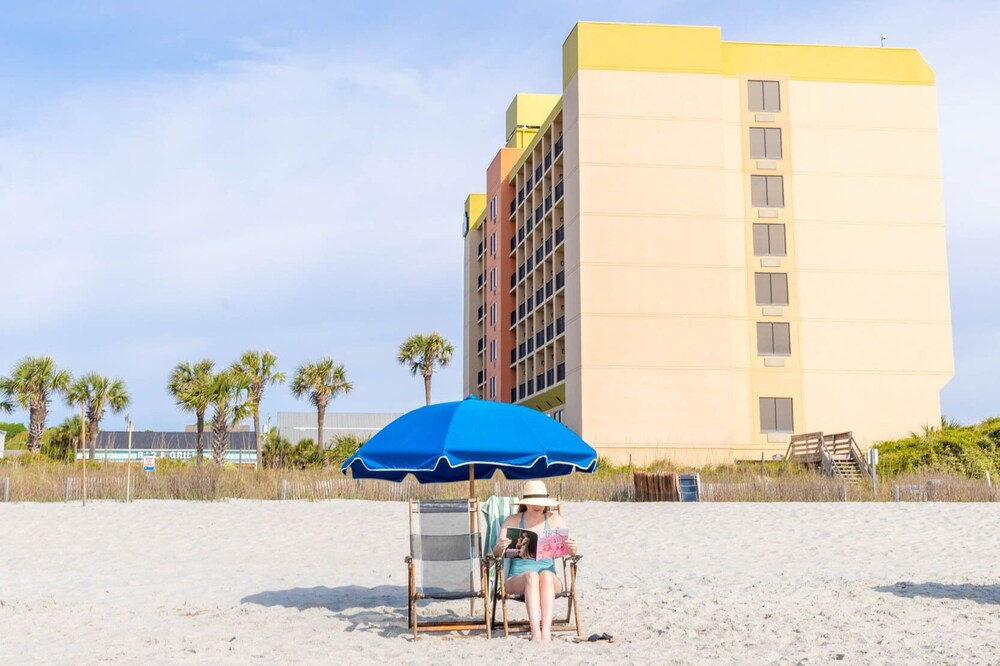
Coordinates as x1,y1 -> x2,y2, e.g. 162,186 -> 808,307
1,468 -> 997,503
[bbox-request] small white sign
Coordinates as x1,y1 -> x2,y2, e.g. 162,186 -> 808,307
142,453 -> 156,472
868,448 -> 879,466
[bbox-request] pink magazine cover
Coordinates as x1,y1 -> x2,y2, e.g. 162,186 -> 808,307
504,527 -> 570,560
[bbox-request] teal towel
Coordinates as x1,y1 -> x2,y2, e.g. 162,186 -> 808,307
481,495 -> 518,584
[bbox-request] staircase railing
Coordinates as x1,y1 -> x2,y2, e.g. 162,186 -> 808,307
848,435 -> 871,479
822,432 -> 870,479
788,431 -> 870,481
785,432 -> 833,475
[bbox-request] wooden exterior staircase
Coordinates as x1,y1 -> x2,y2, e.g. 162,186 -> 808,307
785,431 -> 870,484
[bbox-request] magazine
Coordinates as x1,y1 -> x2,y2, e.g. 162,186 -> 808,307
504,526 -> 570,561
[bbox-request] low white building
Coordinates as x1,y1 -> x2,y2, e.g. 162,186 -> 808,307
276,412 -> 401,446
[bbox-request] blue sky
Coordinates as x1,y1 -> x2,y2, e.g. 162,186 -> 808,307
1,1 -> 997,432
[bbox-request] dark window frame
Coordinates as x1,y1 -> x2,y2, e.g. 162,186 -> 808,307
759,397 -> 793,433
756,322 -> 791,356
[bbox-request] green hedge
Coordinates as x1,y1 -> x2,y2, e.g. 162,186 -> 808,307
0,422 -> 26,439
876,418 -> 1000,478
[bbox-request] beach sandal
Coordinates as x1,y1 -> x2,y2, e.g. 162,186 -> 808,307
575,632 -> 616,643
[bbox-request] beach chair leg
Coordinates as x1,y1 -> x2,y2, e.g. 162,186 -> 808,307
499,578 -> 510,637
490,575 -> 500,631
570,564 -> 581,637
411,599 -> 419,640
483,568 -> 491,639
406,560 -> 415,629
501,597 -> 510,637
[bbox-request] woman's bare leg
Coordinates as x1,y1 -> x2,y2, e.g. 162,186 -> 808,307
505,572 -> 542,640
538,571 -> 563,641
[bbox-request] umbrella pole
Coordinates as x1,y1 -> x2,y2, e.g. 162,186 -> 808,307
469,463 -> 476,617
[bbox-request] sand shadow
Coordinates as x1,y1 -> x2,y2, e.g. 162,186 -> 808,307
874,582 -> 1000,606
240,585 -> 490,639
241,585 -> 411,637
241,585 -> 408,612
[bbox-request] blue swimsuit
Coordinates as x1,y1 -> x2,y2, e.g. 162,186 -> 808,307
508,513 -> 557,577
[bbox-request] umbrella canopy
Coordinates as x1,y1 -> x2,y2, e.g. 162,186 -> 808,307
341,396 -> 598,483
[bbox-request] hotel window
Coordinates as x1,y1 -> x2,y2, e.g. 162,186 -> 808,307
489,376 -> 496,399
757,322 -> 791,356
755,273 -> 789,306
751,175 -> 784,207
748,80 -> 780,112
749,128 -> 782,159
489,303 -> 497,326
489,339 -> 497,362
752,224 -> 786,256
759,397 -> 793,433
490,197 -> 497,221
490,267 -> 496,292
490,232 -> 496,256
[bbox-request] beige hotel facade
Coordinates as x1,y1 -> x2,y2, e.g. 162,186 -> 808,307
462,22 -> 953,465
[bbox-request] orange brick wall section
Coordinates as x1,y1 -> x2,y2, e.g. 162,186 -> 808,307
485,147 -> 522,402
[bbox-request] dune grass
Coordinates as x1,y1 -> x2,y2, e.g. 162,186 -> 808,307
0,457 -> 996,502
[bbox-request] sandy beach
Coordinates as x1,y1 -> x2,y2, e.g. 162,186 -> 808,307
1,500 -> 999,664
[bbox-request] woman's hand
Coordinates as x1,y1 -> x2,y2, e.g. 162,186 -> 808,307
565,537 -> 578,556
495,537 -> 511,555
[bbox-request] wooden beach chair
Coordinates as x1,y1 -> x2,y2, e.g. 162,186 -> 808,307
405,498 -> 491,639
487,502 -> 582,638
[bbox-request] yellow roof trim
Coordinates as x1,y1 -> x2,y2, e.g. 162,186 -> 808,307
563,22 -> 934,87
507,97 -> 563,184
464,193 -> 486,233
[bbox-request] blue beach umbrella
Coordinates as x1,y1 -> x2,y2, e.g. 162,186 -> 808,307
341,396 -> 597,490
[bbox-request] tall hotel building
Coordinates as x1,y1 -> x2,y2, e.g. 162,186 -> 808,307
462,22 -> 953,465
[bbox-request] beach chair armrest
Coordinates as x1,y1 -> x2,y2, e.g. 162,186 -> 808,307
568,554 -> 582,566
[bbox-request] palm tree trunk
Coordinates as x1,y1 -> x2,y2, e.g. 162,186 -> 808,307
195,411 -> 205,467
27,402 -> 46,454
88,418 -> 99,461
423,373 -> 432,406
317,404 -> 326,450
211,412 -> 228,466
252,407 -> 260,467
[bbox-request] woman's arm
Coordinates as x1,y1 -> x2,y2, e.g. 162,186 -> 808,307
492,516 -> 515,557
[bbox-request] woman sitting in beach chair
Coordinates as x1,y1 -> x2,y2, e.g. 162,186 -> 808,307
491,480 -> 578,642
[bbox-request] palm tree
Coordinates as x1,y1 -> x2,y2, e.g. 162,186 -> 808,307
0,356 -> 71,453
230,350 -> 285,466
167,359 -> 214,466
398,333 -> 455,405
290,358 -> 353,450
65,373 -> 131,461
42,415 -> 82,462
207,370 -> 251,465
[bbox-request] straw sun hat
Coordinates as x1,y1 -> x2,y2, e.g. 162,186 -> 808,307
514,480 -> 561,508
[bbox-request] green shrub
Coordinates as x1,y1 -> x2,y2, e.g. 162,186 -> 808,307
261,428 -> 293,469
291,438 -> 325,469
41,416 -> 82,462
0,422 -> 26,439
5,431 -> 28,450
326,434 -> 368,468
877,417 -> 1000,478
